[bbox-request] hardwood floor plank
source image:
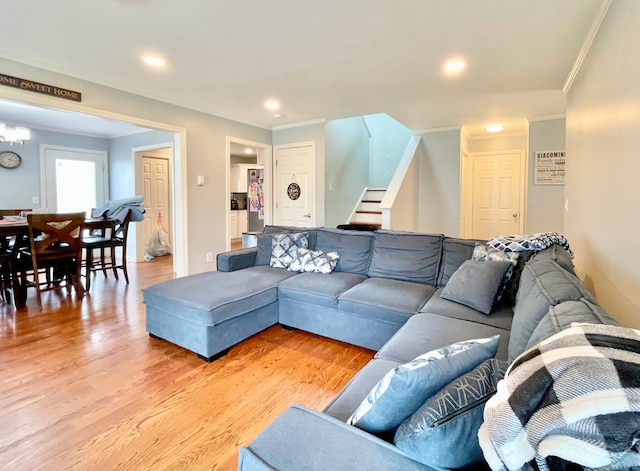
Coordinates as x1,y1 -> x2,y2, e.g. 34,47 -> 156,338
0,255 -> 374,470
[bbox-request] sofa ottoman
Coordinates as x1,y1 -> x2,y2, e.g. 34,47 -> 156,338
144,266 -> 297,361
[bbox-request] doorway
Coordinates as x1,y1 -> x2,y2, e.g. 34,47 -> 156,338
273,142 -> 316,227
0,90 -> 187,277
226,137 -> 272,251
135,145 -> 173,263
464,150 -> 525,240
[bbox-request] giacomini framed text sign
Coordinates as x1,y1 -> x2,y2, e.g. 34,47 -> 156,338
534,150 -> 565,185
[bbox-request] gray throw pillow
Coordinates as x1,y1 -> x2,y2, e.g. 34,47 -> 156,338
394,358 -> 509,469
440,260 -> 512,314
346,335 -> 500,433
270,232 -> 309,269
288,248 -> 340,274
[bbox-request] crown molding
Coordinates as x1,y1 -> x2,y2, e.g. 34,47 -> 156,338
563,0 -> 612,93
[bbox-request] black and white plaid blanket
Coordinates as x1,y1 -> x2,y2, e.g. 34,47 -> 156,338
478,323 -> 640,471
487,232 -> 573,257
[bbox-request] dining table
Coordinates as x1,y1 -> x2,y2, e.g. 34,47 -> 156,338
0,216 -> 116,309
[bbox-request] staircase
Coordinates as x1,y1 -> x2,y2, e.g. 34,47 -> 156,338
349,189 -> 386,228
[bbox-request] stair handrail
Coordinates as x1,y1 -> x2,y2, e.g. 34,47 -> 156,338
379,135 -> 422,229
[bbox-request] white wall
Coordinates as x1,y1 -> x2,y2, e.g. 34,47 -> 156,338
0,57 -> 272,275
467,134 -> 526,154
324,117 -> 370,227
364,113 -> 413,188
526,118 -> 565,233
565,0 -> 640,328
416,129 -> 461,235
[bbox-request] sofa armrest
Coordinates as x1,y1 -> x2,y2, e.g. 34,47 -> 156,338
238,404 -> 434,471
217,247 -> 257,272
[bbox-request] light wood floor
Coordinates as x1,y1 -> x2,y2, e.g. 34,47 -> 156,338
0,256 -> 374,470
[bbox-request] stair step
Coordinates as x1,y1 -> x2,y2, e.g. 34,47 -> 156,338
352,212 -> 382,224
356,210 -> 382,215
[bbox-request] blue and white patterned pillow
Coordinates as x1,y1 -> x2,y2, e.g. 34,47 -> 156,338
346,336 -> 500,433
270,232 -> 309,269
394,358 -> 509,469
288,248 -> 340,274
472,243 -> 519,301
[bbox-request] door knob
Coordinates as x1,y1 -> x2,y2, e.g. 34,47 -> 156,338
302,213 -> 311,218
512,213 -> 518,218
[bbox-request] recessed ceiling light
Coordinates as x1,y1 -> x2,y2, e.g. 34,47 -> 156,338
264,100 -> 280,110
485,123 -> 505,133
143,55 -> 166,68
444,59 -> 465,74
244,148 -> 254,154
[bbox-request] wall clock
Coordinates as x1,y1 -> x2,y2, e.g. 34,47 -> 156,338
0,151 -> 22,169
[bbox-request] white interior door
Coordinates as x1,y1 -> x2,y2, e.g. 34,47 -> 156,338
471,151 -> 523,240
142,155 -> 171,246
41,146 -> 108,214
274,143 -> 315,227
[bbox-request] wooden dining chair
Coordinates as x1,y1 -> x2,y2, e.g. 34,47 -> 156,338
82,209 -> 132,290
22,212 -> 86,310
0,249 -> 21,307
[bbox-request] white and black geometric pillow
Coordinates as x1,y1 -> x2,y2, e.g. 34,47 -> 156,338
288,248 -> 339,274
270,232 -> 309,269
472,243 -> 519,301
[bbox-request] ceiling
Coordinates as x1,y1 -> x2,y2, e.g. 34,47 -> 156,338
0,0 -> 608,138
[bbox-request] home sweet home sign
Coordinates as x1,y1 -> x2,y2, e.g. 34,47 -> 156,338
0,73 -> 81,102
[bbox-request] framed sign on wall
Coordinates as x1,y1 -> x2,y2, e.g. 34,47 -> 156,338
534,150 -> 565,185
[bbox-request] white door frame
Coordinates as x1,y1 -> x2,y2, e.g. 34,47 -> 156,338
0,87 -> 188,277
464,149 -> 526,237
225,136 -> 272,251
273,141 -> 316,227
39,144 -> 109,212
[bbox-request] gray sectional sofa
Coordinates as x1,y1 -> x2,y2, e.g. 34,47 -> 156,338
143,226 -> 619,470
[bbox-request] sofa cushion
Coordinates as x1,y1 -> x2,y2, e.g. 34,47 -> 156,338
526,298 -> 619,350
367,230 -> 443,284
287,247 -> 339,274
270,232 -> 309,269
376,312 -> 511,363
323,358 -> 401,422
314,228 -> 374,275
278,271 -> 367,310
440,260 -> 512,314
528,244 -> 575,274
346,336 -> 500,433
509,259 -> 598,361
143,266 -> 297,326
421,288 -> 514,331
436,237 -> 483,287
338,278 -> 437,325
394,358 -> 508,469
239,404 -> 434,471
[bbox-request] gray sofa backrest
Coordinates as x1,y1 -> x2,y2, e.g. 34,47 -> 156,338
315,228 -> 374,276
367,230 -> 443,285
436,237 -> 484,287
509,257 -> 599,361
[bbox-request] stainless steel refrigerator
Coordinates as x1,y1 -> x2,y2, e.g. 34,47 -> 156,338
246,167 -> 264,233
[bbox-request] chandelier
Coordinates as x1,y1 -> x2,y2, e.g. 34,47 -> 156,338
0,123 -> 31,145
